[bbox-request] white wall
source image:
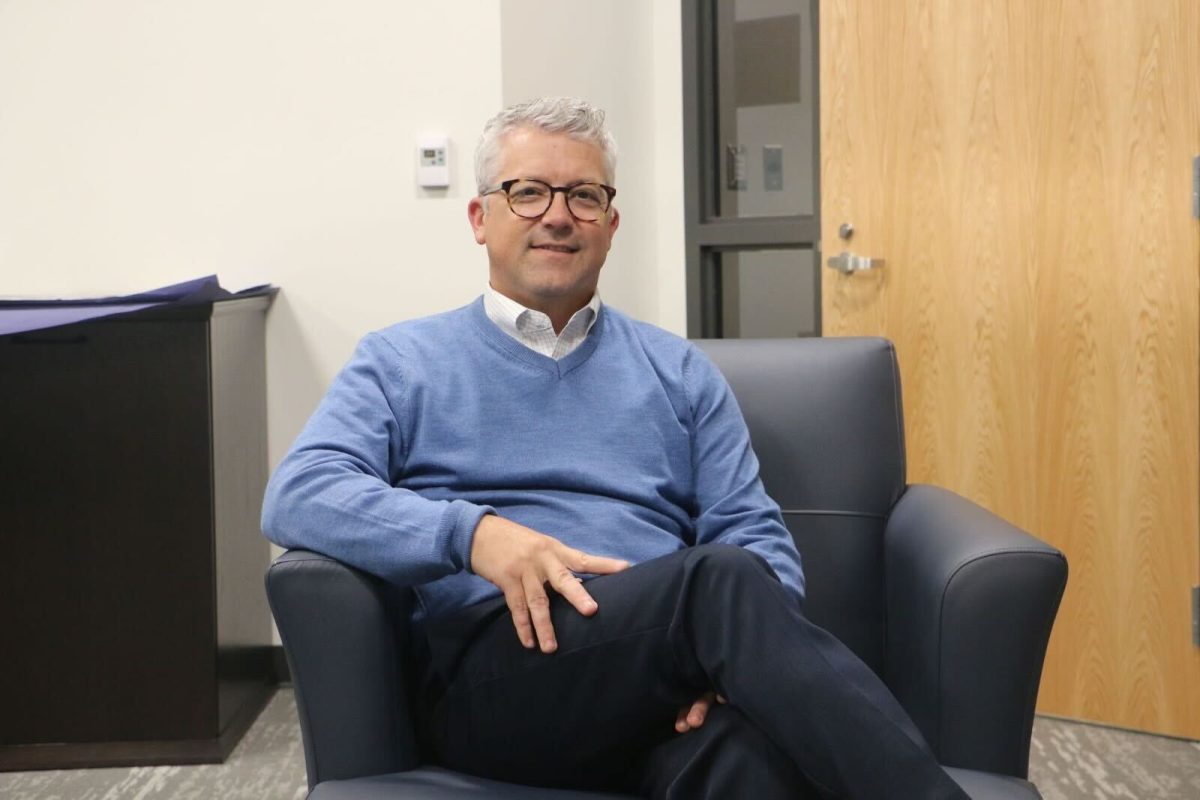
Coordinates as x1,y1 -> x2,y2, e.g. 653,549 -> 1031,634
650,2 -> 687,335
0,0 -> 504,472
499,0 -> 686,334
1,0 -> 687,465
1,1 -> 688,653
0,0 -> 686,645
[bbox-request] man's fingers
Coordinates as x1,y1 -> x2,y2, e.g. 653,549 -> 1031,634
676,694 -> 715,733
472,518 -> 629,653
503,587 -> 536,650
522,572 -> 557,653
547,565 -> 599,617
560,546 -> 629,576
688,696 -> 711,727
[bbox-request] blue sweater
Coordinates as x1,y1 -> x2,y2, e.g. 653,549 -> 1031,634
261,298 -> 805,620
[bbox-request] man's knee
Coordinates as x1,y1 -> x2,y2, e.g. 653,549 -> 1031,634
685,542 -> 777,582
675,544 -> 798,639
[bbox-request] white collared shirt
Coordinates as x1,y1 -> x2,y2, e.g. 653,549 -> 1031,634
483,285 -> 601,360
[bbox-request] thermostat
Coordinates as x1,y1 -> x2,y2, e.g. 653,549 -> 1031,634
417,136 -> 450,188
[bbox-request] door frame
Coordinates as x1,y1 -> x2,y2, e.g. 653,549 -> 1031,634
681,0 -> 823,338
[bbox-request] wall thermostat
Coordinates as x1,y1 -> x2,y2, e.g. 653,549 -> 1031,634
417,136 -> 450,188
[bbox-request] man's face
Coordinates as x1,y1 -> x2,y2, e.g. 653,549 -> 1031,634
468,127 -> 619,319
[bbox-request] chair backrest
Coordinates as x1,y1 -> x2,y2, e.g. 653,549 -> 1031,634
696,337 -> 906,674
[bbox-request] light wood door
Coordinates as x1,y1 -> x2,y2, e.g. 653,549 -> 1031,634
821,0 -> 1200,737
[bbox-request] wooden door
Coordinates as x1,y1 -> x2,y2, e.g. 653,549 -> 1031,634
821,0 -> 1200,737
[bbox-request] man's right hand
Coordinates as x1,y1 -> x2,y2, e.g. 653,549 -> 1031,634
469,514 -> 629,653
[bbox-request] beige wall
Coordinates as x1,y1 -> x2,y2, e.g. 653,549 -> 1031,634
0,0 -> 685,472
499,0 -> 686,335
0,0 -> 505,470
0,1 -> 686,643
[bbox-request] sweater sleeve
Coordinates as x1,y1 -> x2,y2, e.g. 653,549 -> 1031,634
684,345 -> 806,605
261,333 -> 493,587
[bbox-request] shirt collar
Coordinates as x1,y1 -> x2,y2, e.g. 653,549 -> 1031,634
483,285 -> 602,341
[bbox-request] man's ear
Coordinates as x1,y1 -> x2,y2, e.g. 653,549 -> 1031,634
467,196 -> 487,245
606,205 -> 620,244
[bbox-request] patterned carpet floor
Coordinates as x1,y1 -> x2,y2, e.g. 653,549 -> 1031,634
1,688 -> 1197,799
1030,716 -> 1200,799
0,692 -> 307,800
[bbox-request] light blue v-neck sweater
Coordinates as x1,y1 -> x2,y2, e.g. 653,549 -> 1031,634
261,298 -> 804,620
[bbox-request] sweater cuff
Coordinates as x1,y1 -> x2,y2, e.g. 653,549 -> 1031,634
443,499 -> 495,573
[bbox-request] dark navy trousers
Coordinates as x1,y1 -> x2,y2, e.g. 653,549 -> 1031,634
419,544 -> 968,799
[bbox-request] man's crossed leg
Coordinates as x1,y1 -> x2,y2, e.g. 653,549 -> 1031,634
421,544 -> 968,799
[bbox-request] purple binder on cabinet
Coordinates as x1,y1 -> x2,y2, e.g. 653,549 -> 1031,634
0,276 -> 275,336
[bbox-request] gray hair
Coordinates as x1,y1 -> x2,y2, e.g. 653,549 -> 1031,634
474,97 -> 617,196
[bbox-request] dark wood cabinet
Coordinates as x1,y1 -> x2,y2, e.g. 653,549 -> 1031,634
0,297 -> 275,770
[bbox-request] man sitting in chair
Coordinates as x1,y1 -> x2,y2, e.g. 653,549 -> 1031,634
262,97 -> 969,800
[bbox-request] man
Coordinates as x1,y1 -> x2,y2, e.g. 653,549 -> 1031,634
263,97 -> 968,799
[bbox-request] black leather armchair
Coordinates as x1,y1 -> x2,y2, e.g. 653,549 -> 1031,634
267,337 -> 1067,799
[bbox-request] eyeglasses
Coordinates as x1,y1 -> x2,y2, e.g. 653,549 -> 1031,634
482,179 -> 617,222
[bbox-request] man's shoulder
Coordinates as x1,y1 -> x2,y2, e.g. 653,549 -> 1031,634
599,306 -> 726,400
369,299 -> 480,352
602,305 -> 694,357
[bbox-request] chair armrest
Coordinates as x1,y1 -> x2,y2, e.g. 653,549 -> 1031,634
266,549 -> 420,788
884,485 -> 1067,778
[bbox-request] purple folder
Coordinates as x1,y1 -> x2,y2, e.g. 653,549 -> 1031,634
0,276 -> 275,337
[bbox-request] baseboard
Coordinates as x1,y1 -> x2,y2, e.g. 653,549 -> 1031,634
0,683 -> 274,772
1,651 -> 290,771
1035,712 -> 1200,744
271,644 -> 291,684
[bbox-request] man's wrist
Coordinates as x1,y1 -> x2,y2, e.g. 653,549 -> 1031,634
452,502 -> 496,574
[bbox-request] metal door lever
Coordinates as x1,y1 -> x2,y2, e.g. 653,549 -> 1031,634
825,251 -> 884,275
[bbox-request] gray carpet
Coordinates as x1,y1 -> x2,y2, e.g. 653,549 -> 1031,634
0,691 -> 307,800
1029,716 -> 1200,799
1,689 -> 1197,799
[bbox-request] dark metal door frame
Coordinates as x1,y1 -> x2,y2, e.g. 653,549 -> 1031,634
681,0 -> 822,338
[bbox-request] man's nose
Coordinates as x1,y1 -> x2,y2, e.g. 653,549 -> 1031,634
541,191 -> 574,227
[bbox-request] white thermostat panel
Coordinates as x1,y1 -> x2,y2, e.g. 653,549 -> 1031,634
417,136 -> 450,188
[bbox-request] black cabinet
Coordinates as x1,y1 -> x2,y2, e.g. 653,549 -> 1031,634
0,297 -> 275,769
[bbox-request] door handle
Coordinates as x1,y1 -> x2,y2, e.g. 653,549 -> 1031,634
825,251 -> 884,275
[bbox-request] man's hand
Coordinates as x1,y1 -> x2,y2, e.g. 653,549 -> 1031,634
470,514 -> 629,653
675,692 -> 726,733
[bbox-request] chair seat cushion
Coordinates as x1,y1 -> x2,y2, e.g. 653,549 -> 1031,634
946,767 -> 1042,799
308,766 -> 635,799
308,765 -> 1040,799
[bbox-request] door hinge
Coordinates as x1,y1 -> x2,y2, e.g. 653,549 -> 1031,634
1193,586 -> 1200,647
